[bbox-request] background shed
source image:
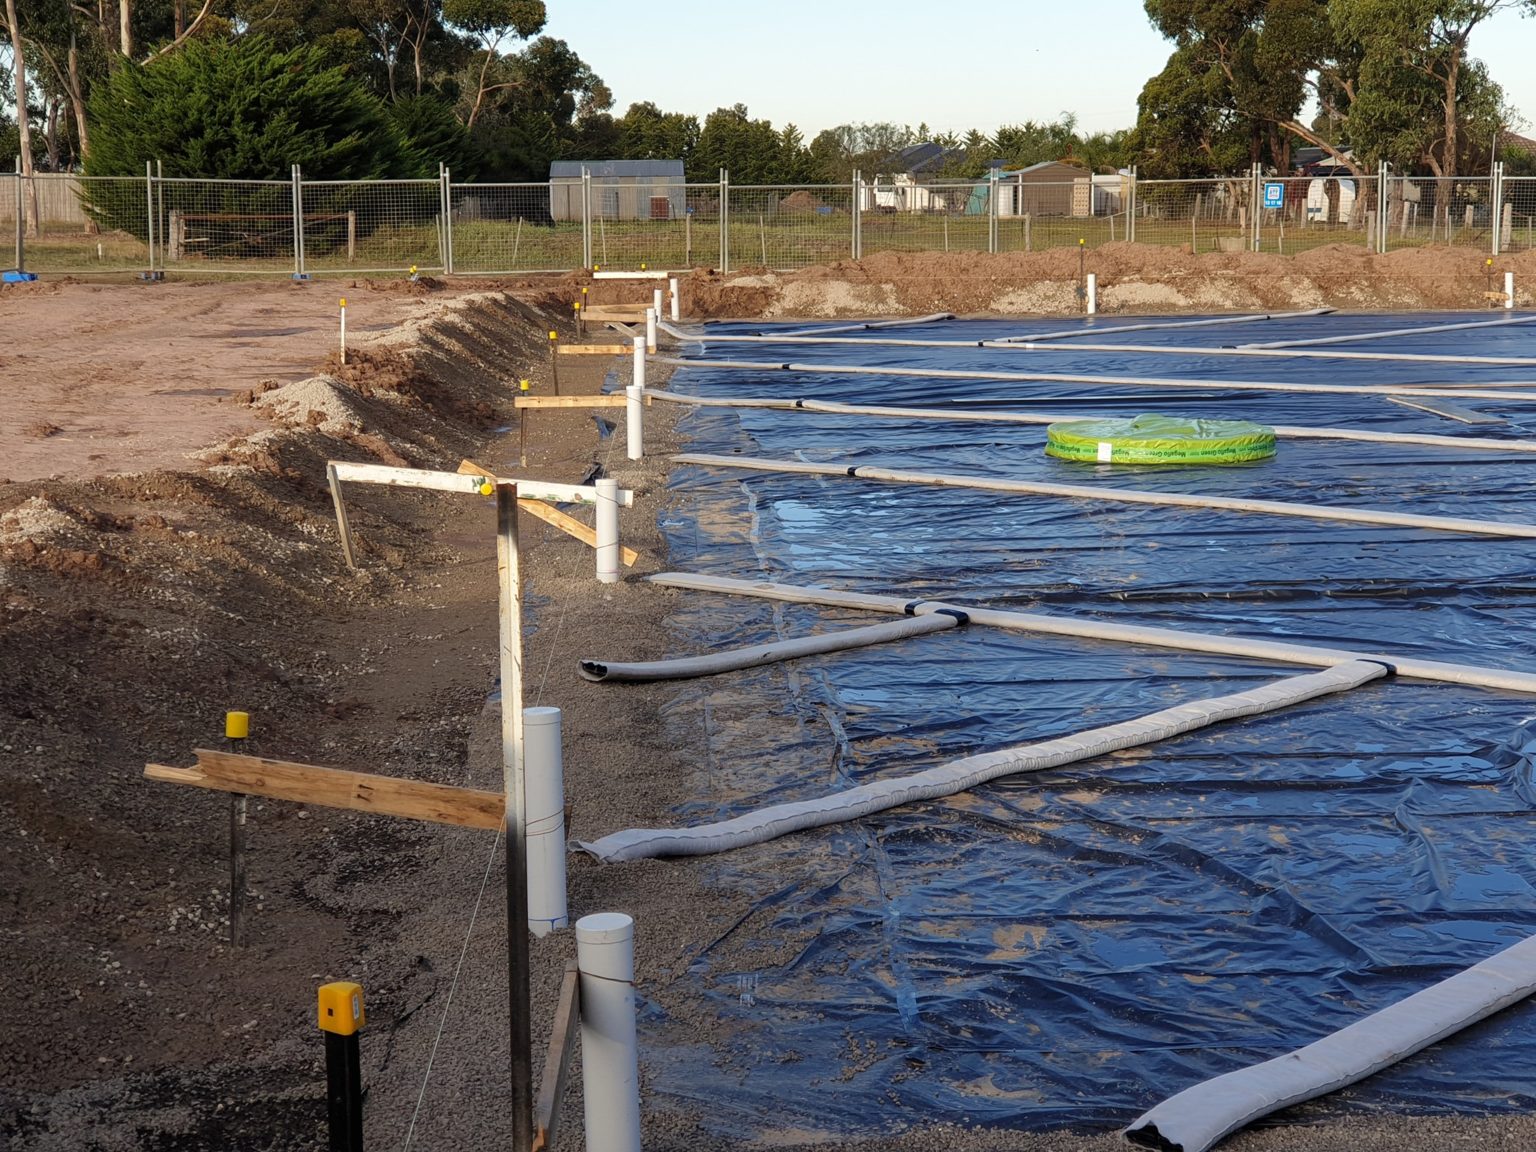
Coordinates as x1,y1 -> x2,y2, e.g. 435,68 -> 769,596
549,160 -> 686,222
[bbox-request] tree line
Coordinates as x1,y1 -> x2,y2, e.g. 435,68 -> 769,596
1,0 -> 1532,195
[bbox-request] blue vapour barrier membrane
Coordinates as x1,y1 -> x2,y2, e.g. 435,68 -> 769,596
632,315 -> 1536,1137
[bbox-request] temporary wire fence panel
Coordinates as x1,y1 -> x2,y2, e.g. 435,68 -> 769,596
993,180 -> 1127,254
859,182 -> 991,256
1382,175 -> 1496,251
724,185 -> 855,271
156,178 -> 297,273
585,179 -> 709,271
1136,177 -> 1265,254
7,174 -> 152,272
450,183 -> 578,273
300,179 -> 444,273
1505,177 -> 1536,253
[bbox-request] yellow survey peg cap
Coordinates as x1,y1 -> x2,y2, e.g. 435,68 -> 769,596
339,297 -> 347,308
225,711 -> 250,740
519,378 -> 530,392
318,982 -> 365,1036
548,330 -> 557,341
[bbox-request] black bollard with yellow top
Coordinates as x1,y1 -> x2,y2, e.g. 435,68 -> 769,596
226,710 -> 249,947
318,981 -> 366,1152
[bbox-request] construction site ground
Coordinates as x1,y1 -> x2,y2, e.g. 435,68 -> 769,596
5,247 -> 1536,1151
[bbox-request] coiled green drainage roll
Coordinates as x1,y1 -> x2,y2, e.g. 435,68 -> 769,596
1045,414 -> 1278,465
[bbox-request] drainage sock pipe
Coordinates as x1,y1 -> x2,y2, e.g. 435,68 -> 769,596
524,706 -> 568,937
1124,931 -> 1536,1152
642,388 -> 1536,456
674,451 -> 1536,541
644,572 -> 1536,696
651,355 -> 1536,404
573,660 -> 1387,862
1237,312 -> 1536,350
579,611 -> 962,683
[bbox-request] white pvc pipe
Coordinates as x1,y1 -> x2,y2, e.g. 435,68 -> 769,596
523,706 -> 567,937
652,354 -> 1536,405
627,337 -> 645,461
625,384 -> 644,461
595,477 -> 619,584
645,572 -> 1536,695
655,320 -> 1536,367
1238,313 -> 1536,350
576,912 -> 641,1152
992,308 -> 1337,343
669,276 -> 680,322
775,313 -> 957,337
675,451 -> 1536,541
1125,931 -> 1536,1152
1086,272 -> 1097,315
579,611 -> 963,682
641,387 -> 1536,456
645,306 -> 657,353
1508,272 -> 1517,310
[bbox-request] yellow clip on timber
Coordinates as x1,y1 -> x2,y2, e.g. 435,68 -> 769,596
478,480 -> 494,496
225,711 -> 250,740
318,982 -> 365,1036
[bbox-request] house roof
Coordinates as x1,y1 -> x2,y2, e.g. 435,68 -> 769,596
549,160 -> 684,179
996,160 -> 1088,178
896,142 -> 960,174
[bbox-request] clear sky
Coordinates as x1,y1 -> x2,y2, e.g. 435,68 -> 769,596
543,0 -> 1536,141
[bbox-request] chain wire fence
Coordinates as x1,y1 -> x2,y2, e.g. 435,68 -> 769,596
4,164 -> 1531,278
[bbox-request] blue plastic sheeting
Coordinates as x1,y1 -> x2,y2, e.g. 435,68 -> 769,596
636,314 -> 1536,1136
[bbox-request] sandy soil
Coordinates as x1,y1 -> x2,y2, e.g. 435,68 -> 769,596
5,253 -> 1536,1151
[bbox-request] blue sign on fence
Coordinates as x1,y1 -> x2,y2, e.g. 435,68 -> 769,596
1263,182 -> 1284,209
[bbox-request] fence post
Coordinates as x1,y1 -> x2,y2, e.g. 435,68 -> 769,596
851,169 -> 862,260
988,169 -> 999,255
440,163 -> 455,274
145,160 -> 156,274
1250,163 -> 1261,253
12,158 -> 22,275
1492,161 -> 1504,256
1127,165 -> 1136,245
719,168 -> 729,275
581,167 -> 593,271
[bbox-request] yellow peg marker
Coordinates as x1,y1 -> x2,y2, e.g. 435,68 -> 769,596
574,299 -> 584,338
548,331 -> 560,395
226,710 -> 250,947
318,982 -> 366,1035
518,379 -> 532,464
409,264 -> 419,282
318,982 -> 365,1149
641,262 -> 647,271
338,298 -> 348,366
593,264 -> 600,273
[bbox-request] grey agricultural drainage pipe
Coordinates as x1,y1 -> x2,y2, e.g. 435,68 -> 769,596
1237,312 -> 1536,350
991,308 -> 1337,343
525,706 -> 568,937
773,313 -> 955,337
1123,931 -> 1536,1152
655,321 -> 1536,367
576,913 -> 641,1152
573,660 -> 1388,862
579,611 -> 963,683
675,451 -> 1536,541
652,354 -> 1536,405
645,572 -> 1536,696
642,388 -> 1536,456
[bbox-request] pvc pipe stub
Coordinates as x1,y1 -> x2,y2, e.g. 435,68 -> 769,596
525,705 -> 560,726
576,912 -> 635,981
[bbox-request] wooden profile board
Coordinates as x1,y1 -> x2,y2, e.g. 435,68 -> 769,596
558,344 -> 633,356
146,750 -> 505,829
457,460 -> 639,566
